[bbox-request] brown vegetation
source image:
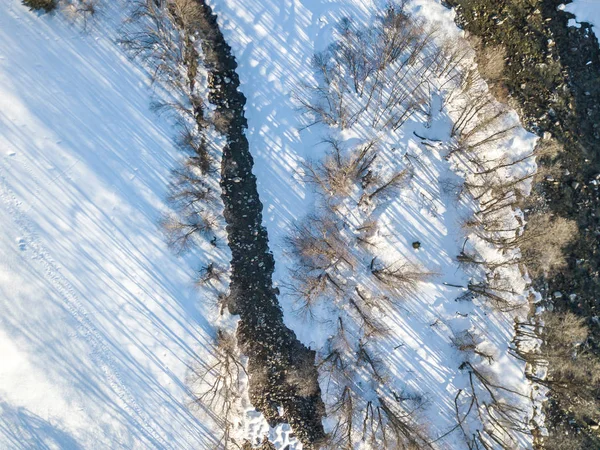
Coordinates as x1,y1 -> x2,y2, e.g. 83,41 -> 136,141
519,214 -> 578,277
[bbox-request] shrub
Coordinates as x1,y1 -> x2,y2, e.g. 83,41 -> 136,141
520,213 -> 578,277
476,42 -> 507,84
22,0 -> 56,12
535,134 -> 564,161
539,312 -> 600,423
63,0 -> 98,29
518,312 -> 600,429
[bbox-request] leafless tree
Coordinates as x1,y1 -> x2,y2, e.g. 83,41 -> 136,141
435,37 -> 473,80
350,287 -> 390,338
363,168 -> 411,203
356,218 -> 379,248
287,214 -> 353,273
191,329 -> 245,449
168,164 -> 215,211
161,210 -> 218,253
451,330 -> 495,364
457,280 -> 525,312
455,361 -> 531,450
370,257 -> 434,296
451,92 -> 494,138
301,139 -> 378,200
196,262 -> 225,286
319,334 -> 432,450
296,4 -> 440,132
176,125 -> 214,174
120,0 -> 187,88
285,214 -> 352,315
456,246 -> 520,272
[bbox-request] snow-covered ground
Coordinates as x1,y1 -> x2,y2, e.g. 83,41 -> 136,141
1,0 -> 540,448
0,1 -> 222,448
209,0 -> 537,448
563,0 -> 600,33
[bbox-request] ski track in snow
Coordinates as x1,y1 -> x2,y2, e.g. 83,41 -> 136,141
0,1 -> 220,448
0,160 -> 170,449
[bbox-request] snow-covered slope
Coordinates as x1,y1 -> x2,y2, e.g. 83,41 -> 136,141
563,0 -> 600,34
0,2 -> 219,448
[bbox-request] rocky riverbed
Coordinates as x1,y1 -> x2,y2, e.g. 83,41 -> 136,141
443,0 -> 600,446
193,1 -> 326,446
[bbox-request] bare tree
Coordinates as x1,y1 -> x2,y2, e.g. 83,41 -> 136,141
161,210 -> 218,253
451,330 -> 495,364
455,361 -> 531,450
301,139 -> 378,200
176,125 -> 214,174
296,4 -> 440,132
287,214 -> 353,273
120,0 -> 187,88
356,218 -> 379,247
196,262 -> 225,286
319,334 -> 432,450
363,168 -> 411,203
370,257 -> 434,296
451,92 -> 493,137
285,214 -> 352,315
456,279 -> 525,312
168,164 -> 215,211
191,329 -> 245,448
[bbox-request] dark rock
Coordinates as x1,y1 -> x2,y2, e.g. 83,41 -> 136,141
192,1 -> 325,446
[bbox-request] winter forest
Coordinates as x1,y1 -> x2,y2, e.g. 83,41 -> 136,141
2,0 -> 600,449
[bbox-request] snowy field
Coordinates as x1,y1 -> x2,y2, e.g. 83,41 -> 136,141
0,1 -> 222,448
1,0 -> 540,448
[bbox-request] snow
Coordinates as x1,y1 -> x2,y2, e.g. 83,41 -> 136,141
0,1 -> 220,448
562,0 -> 600,35
208,0 -> 537,447
1,0 -> 540,448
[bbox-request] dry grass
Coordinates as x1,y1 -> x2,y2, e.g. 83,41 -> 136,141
520,213 -> 578,277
